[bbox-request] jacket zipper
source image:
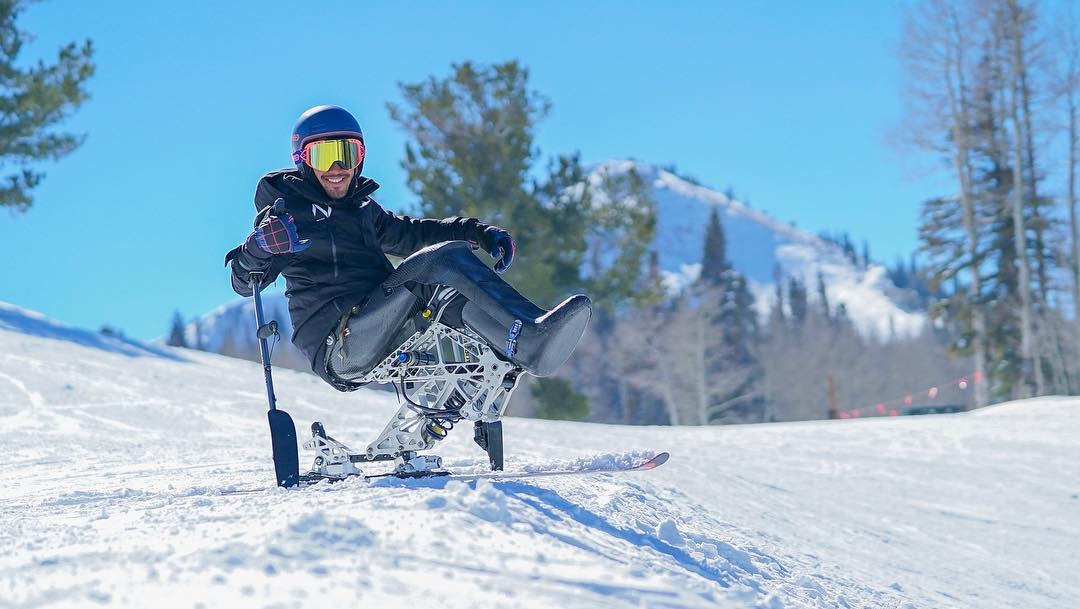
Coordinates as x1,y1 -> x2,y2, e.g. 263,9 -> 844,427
330,231 -> 339,279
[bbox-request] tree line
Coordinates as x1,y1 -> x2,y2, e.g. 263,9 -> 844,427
903,0 -> 1080,404
568,206 -> 964,425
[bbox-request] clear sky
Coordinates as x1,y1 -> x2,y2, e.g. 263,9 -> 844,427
1,0 -> 949,340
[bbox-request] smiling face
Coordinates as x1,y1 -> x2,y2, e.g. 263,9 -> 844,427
311,162 -> 354,200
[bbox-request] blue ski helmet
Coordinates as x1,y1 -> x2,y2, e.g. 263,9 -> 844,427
291,105 -> 365,174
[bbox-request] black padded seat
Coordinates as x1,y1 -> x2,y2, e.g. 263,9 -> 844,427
326,286 -> 420,381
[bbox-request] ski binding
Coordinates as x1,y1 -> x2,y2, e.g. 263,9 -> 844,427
301,421 -> 455,481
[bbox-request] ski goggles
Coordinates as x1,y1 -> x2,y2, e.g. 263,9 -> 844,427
293,138 -> 365,172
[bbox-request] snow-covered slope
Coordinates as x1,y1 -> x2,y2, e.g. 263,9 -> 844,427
593,161 -> 925,338
1,302 -> 182,361
4,304 -> 1078,608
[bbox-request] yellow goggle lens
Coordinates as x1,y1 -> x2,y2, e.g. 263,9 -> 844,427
304,138 -> 365,172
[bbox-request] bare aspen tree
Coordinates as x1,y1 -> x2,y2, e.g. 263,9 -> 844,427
606,307 -> 675,425
655,339 -> 683,425
1062,6 -> 1080,370
693,301 -> 710,425
903,0 -> 990,406
623,302 -> 693,426
1017,11 -> 1050,308
1008,0 -> 1066,396
1028,2 -> 1080,394
1001,0 -> 1041,396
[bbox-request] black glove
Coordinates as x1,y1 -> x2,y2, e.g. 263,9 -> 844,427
478,226 -> 515,273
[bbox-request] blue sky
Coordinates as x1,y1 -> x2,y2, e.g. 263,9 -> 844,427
1,1 -> 948,340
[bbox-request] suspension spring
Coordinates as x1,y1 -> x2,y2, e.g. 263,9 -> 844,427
423,418 -> 453,442
421,390 -> 467,443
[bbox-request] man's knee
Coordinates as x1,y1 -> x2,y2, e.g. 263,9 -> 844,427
385,241 -> 480,291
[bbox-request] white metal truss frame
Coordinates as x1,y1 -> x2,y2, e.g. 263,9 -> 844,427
355,322 -> 521,461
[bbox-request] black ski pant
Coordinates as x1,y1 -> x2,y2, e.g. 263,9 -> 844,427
319,241 -> 591,390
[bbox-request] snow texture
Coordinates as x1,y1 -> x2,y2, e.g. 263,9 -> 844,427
3,303 -> 1077,608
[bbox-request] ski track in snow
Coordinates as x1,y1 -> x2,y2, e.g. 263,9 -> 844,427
2,308 -> 1079,608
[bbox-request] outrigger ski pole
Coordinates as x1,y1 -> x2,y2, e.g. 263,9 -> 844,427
250,271 -> 301,487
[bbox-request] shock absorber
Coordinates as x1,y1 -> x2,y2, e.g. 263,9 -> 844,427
396,351 -> 436,366
422,390 -> 467,443
423,418 -> 452,442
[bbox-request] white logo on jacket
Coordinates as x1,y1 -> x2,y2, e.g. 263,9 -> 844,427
312,204 -> 332,221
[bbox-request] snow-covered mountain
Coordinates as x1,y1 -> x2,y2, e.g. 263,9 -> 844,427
594,161 -> 925,338
185,291 -> 309,371
192,160 -> 924,366
3,303 -> 1077,608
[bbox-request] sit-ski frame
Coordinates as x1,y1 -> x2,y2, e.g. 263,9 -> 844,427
303,296 -> 522,480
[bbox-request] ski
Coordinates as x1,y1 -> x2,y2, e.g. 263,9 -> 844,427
222,451 -> 669,493
402,450 -> 671,483
331,450 -> 667,484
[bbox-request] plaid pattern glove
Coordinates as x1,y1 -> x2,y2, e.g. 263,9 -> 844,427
478,226 -> 515,274
255,213 -> 311,255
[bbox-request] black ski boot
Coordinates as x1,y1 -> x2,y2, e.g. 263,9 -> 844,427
381,241 -> 593,376
461,293 -> 591,377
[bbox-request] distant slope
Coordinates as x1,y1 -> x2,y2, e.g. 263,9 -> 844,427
0,301 -> 183,361
185,291 -> 310,371
3,304 -> 1077,609
593,160 -> 925,338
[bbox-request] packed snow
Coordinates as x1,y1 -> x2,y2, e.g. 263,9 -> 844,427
2,302 -> 1077,608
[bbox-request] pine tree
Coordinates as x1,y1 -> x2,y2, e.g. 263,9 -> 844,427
700,207 -> 728,286
387,61 -> 654,308
841,234 -> 856,265
580,164 -> 660,312
889,257 -> 909,290
389,61 -> 558,301
531,377 -> 589,421
646,251 -> 663,304
167,311 -> 187,348
0,1 -> 94,211
192,318 -> 205,351
686,206 -> 764,423
788,276 -> 808,325
771,263 -> 785,323
816,271 -> 830,320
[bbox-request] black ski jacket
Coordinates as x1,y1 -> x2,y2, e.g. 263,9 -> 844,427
227,169 -> 487,377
